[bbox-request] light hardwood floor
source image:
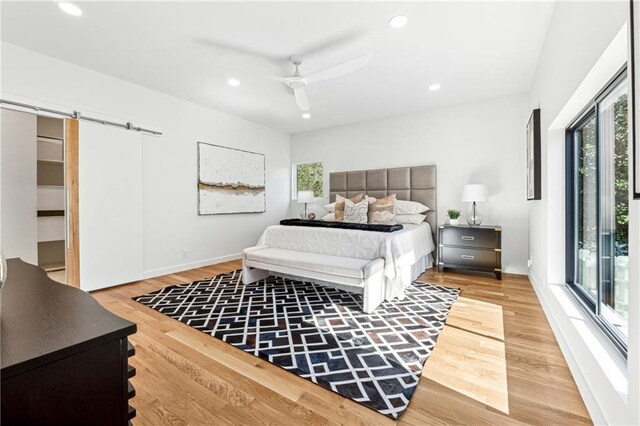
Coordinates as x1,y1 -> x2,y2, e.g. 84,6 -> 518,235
92,261 -> 592,425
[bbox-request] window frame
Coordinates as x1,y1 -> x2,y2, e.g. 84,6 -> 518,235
565,65 -> 629,357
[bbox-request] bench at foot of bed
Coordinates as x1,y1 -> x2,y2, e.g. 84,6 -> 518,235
242,245 -> 385,314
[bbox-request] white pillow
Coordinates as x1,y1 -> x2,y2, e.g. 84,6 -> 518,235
323,202 -> 336,212
395,214 -> 426,225
322,213 -> 335,221
343,198 -> 369,224
396,200 -> 430,215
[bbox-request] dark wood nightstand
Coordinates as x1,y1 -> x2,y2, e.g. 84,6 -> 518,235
438,224 -> 502,279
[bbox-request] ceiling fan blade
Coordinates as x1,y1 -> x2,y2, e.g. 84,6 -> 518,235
305,53 -> 372,83
294,88 -> 310,111
221,66 -> 291,84
266,75 -> 293,84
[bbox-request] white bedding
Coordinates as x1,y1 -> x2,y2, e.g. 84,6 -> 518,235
256,222 -> 435,300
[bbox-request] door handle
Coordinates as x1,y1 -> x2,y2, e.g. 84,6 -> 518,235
461,236 -> 475,241
461,255 -> 475,260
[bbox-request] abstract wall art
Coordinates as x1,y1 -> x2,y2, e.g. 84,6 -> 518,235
197,142 -> 265,214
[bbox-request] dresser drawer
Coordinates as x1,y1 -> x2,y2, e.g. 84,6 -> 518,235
441,247 -> 498,269
441,227 -> 498,248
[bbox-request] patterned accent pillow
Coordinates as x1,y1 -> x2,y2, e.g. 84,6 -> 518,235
343,198 -> 369,224
334,193 -> 365,221
368,194 -> 397,225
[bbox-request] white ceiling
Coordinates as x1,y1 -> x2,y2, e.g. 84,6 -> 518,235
1,1 -> 555,134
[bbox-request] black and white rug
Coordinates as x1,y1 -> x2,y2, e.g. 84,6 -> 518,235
133,270 -> 459,419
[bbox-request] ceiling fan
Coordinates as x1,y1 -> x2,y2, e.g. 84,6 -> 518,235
231,53 -> 372,112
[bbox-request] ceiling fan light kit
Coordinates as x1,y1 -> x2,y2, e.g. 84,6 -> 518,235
388,15 -> 408,28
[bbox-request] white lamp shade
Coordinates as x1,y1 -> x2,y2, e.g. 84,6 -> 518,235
297,190 -> 315,203
461,184 -> 488,202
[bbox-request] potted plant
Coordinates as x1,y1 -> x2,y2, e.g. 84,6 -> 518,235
447,209 -> 461,225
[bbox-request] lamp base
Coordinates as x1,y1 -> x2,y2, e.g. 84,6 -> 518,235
466,215 -> 484,227
466,202 -> 483,226
299,203 -> 309,219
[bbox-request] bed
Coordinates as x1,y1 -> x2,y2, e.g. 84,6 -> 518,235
244,164 -> 437,310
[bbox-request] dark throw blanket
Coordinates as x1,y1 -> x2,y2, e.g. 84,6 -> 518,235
280,218 -> 403,232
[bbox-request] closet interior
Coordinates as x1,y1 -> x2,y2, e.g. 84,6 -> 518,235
36,116 -> 66,283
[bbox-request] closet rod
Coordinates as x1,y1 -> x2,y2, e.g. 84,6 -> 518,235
0,99 -> 163,136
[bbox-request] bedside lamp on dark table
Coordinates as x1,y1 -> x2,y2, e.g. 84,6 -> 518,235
439,183 -> 502,279
461,184 -> 488,226
297,190 -> 314,219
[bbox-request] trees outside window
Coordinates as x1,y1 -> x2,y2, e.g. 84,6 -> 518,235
294,162 -> 323,199
566,68 -> 629,354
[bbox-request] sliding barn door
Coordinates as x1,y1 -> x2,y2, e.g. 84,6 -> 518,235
79,121 -> 143,291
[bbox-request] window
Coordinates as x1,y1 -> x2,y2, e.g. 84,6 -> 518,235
566,67 -> 629,354
292,162 -> 323,199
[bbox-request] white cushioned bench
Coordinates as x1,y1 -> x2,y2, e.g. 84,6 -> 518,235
242,245 -> 386,313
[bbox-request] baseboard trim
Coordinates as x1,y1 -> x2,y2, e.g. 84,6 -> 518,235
143,253 -> 242,279
528,271 -> 607,425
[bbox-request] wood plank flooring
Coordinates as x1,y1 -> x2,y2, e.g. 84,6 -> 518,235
92,261 -> 592,425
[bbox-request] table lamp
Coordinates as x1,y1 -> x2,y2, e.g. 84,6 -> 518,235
297,191 -> 315,219
461,184 -> 488,226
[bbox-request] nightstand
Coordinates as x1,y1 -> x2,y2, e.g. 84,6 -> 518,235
438,224 -> 502,279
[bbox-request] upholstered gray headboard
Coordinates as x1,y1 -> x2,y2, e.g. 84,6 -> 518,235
329,165 -> 437,243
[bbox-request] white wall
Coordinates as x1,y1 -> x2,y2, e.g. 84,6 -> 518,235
527,1 -> 639,425
0,42 -> 291,278
0,109 -> 37,264
291,94 -> 530,274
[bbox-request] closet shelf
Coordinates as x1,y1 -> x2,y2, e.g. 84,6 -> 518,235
40,261 -> 65,272
37,135 -> 64,143
37,159 -> 64,164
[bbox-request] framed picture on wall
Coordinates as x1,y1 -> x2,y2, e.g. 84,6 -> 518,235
526,108 -> 541,200
197,142 -> 266,215
631,0 -> 640,198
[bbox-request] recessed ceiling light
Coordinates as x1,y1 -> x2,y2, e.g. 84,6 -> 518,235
302,113 -> 311,119
389,15 -> 408,29
428,84 -> 441,91
58,2 -> 82,16
228,79 -> 240,87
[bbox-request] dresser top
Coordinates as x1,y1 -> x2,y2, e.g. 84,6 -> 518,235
439,224 -> 501,230
1,259 -> 136,378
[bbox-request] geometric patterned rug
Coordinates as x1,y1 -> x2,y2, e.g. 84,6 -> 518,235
133,270 -> 459,419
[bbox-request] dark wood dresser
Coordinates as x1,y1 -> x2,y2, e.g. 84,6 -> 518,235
438,224 -> 502,279
1,259 -> 137,425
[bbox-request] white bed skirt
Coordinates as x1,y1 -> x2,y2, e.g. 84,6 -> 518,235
388,253 -> 434,300
411,253 -> 434,281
